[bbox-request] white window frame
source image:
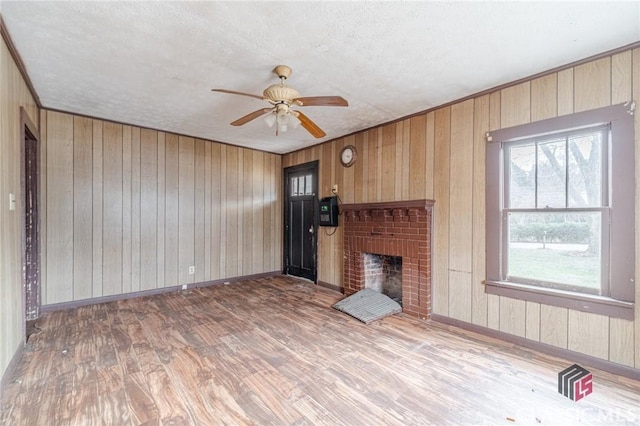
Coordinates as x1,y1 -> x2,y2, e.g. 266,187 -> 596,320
485,102 -> 635,320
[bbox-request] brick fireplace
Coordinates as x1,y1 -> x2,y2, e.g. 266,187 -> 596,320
342,200 -> 434,320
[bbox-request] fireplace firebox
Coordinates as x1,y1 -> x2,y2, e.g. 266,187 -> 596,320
363,253 -> 403,304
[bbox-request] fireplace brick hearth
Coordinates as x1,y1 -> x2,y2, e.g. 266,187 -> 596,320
341,200 -> 434,320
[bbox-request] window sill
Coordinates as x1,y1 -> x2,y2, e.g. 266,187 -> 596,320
484,280 -> 634,320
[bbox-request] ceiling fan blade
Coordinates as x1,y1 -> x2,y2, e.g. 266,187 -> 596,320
230,108 -> 273,126
293,110 -> 326,138
212,89 -> 265,101
293,96 -> 348,107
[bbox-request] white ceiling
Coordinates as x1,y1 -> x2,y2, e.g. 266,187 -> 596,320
1,1 -> 639,154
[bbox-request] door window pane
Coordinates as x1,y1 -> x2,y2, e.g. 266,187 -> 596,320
305,174 -> 313,195
291,175 -> 313,197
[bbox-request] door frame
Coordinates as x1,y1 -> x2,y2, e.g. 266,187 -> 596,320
283,160 -> 318,282
20,107 -> 40,342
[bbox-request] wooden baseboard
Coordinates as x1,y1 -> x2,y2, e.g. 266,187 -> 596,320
317,280 -> 344,293
41,271 -> 283,313
430,314 -> 640,381
1,342 -> 24,398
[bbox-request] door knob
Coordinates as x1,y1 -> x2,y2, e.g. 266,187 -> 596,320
309,226 -> 314,234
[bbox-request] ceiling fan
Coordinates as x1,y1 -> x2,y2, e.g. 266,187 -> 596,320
212,65 -> 348,138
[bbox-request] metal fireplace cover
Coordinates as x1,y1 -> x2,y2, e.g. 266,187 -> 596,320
332,288 -> 402,324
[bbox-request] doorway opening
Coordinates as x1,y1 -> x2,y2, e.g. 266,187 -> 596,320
283,161 -> 318,282
21,107 -> 40,342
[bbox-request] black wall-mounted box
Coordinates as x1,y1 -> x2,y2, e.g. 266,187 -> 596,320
319,196 -> 338,227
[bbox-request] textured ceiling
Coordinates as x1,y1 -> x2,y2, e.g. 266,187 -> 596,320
1,1 -> 639,154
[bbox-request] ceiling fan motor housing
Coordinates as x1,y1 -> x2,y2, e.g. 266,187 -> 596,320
263,84 -> 300,104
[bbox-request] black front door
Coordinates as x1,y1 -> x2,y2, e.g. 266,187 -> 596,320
284,161 -> 318,282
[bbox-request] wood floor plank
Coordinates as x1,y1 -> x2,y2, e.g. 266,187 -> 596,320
123,371 -> 161,425
51,372 -> 75,424
161,347 -> 221,425
71,372 -> 100,426
199,381 -> 255,425
145,366 -> 192,425
3,276 -> 640,425
293,395 -> 346,425
243,371 -> 304,424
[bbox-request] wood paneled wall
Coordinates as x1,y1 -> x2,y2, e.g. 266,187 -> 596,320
283,48 -> 640,370
0,37 -> 39,381
41,111 -> 282,305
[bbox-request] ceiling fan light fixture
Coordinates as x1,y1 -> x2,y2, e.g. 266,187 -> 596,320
277,112 -> 289,133
264,112 -> 277,128
291,114 -> 300,129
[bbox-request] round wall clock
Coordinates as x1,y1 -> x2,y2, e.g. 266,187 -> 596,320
340,145 -> 357,167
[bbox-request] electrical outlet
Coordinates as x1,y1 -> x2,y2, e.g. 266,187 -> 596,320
181,284 -> 187,290
332,184 -> 338,194
188,266 -> 195,275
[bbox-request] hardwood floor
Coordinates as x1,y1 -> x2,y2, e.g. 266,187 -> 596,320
1,276 -> 639,425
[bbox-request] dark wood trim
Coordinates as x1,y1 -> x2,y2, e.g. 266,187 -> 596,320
317,280 -> 344,294
193,271 -> 282,288
485,281 -> 634,321
41,271 -> 282,313
486,101 -> 634,142
340,199 -> 435,213
20,107 -> 41,341
430,314 -> 640,381
44,107 -> 281,156
20,107 -> 39,141
0,342 -> 24,396
289,41 -> 640,156
282,160 -> 320,176
0,16 -> 42,108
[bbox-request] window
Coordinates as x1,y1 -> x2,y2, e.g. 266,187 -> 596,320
505,127 -> 606,294
485,102 -> 635,320
290,174 -> 313,196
